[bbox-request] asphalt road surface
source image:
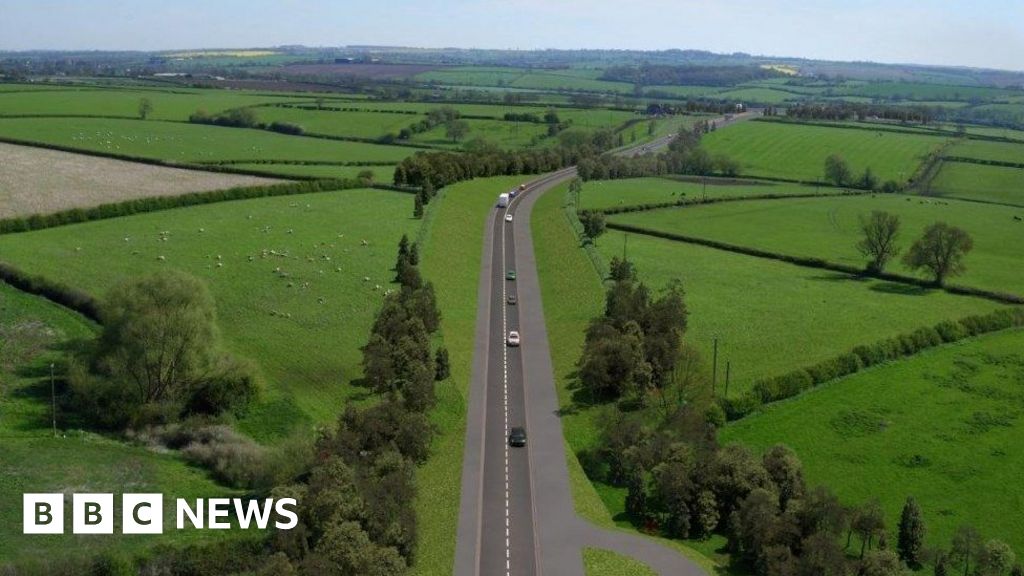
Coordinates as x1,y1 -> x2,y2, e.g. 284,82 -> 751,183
455,112 -> 759,576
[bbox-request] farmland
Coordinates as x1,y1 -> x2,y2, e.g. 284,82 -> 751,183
947,138 -> 1024,164
0,187 -> 418,439
607,194 -> 1024,295
0,282 -> 246,562
576,176 -> 826,211
701,120 -> 949,183
0,117 -> 416,163
0,142 -> 283,219
931,161 -> 1024,206
722,328 -> 1024,554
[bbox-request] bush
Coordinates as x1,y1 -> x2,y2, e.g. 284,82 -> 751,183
185,356 -> 262,417
752,370 -> 813,403
720,393 -> 762,420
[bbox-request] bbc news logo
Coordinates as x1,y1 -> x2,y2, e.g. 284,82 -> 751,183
23,494 -> 298,534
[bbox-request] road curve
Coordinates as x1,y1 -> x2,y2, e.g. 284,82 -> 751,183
454,112 -> 760,576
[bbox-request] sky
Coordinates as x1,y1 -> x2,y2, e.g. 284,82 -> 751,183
1,0 -> 1022,72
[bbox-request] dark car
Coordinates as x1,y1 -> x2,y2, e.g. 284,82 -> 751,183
509,427 -> 527,447
507,294 -> 517,305
506,269 -> 516,281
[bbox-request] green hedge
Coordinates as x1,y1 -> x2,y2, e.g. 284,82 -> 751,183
596,189 -> 867,216
0,262 -> 101,322
942,156 -> 1024,170
722,307 -> 1024,420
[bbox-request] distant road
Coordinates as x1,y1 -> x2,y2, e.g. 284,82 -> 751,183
453,110 -> 758,576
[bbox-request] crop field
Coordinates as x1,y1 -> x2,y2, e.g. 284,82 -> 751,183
931,161 -> 1024,206
0,87 -> 321,121
595,229 -> 1002,396
712,87 -> 799,104
0,117 -> 416,163
608,194 -> 1024,295
947,138 -> 1024,164
701,120 -> 949,183
0,142 -> 284,219
0,282 -> 245,561
576,177 -> 825,211
834,81 -> 1019,101
722,328 -> 1024,554
251,106 -> 422,139
642,85 -> 722,98
0,187 -> 418,440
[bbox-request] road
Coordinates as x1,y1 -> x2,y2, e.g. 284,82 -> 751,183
455,111 -> 759,576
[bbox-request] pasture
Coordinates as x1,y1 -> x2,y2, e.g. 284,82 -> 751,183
931,161 -> 1024,206
0,142 -> 283,219
722,328 -> 1024,554
701,120 -> 949,183
0,117 -> 416,163
576,177 -> 824,211
594,229 -> 1002,396
947,138 -> 1024,164
0,187 -> 418,440
252,106 -> 422,140
228,163 -> 396,182
607,194 -> 1024,295
0,282 -> 245,561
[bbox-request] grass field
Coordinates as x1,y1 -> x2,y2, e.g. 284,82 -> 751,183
712,87 -> 800,104
834,81 -> 1018,102
413,176 -> 527,576
415,67 -> 634,93
0,188 -> 418,440
595,229 -> 1003,396
931,161 -> 1024,206
722,328 -> 1024,554
576,177 -> 825,211
252,106 -> 421,140
947,138 -> 1024,164
0,282 -> 246,562
701,121 -> 949,183
583,548 -> 657,576
0,142 -> 283,219
409,117 -> 549,149
0,117 -> 416,164
0,87 -> 319,121
607,194 -> 1024,295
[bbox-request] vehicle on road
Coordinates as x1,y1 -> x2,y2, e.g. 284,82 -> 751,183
497,192 -> 510,207
507,294 -> 517,305
518,183 -> 526,192
507,331 -> 520,346
506,269 -> 516,280
505,213 -> 513,222
509,426 -> 527,447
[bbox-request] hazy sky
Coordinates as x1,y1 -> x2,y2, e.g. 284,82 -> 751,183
2,0 -> 1022,71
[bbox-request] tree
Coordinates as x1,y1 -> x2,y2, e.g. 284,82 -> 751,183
852,499 -> 886,558
762,445 -> 806,512
357,169 -> 375,185
977,540 -> 1016,576
434,346 -> 450,381
857,211 -> 902,273
445,119 -> 470,143
693,489 -> 720,539
951,525 -> 982,576
800,532 -> 850,576
413,193 -> 424,218
902,222 -> 973,285
138,97 -> 153,120
859,167 -> 879,190
608,256 -> 636,282
625,464 -> 649,522
896,496 -> 926,567
824,154 -> 852,186
578,210 -> 606,242
860,549 -> 906,576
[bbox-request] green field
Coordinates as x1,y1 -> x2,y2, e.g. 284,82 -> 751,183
0,117 -> 415,163
932,161 -> 1024,205
722,328 -> 1024,554
0,282 -> 245,562
577,177 -> 826,211
416,66 -> 634,93
229,163 -> 396,182
712,87 -> 800,104
948,138 -> 1024,164
608,194 -> 1024,295
596,229 -> 1002,396
0,188 -> 418,440
409,117 -> 550,149
252,106 -> 421,139
583,548 -> 657,576
0,87 -> 318,121
835,81 -> 1018,102
702,121 -> 949,183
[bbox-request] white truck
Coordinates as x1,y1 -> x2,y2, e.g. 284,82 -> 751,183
497,192 -> 510,207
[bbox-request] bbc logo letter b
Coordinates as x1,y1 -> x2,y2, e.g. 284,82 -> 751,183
23,494 -> 64,534
73,493 -> 114,534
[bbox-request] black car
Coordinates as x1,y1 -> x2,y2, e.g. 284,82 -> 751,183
507,294 -> 517,305
509,427 -> 527,447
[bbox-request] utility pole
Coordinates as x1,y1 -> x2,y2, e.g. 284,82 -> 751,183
724,361 -> 731,399
50,362 -> 56,438
711,338 -> 719,395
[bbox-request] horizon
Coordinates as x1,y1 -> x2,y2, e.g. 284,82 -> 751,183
1,0 -> 1022,73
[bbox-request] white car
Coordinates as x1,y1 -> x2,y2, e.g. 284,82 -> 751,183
505,213 -> 513,222
507,331 -> 520,346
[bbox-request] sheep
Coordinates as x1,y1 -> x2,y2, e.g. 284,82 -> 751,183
199,228 -> 205,233
157,255 -> 166,261
374,284 -> 381,291
216,255 -> 222,261
363,276 -> 370,282
317,297 -> 326,304
360,239 -> 369,246
123,237 -> 130,242
1015,215 -> 1023,221
248,256 -> 255,262
216,262 -> 223,268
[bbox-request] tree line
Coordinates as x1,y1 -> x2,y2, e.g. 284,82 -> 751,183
601,64 -> 781,87
576,124 -> 740,181
189,107 -> 305,135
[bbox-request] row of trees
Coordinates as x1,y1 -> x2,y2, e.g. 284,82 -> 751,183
602,64 -> 781,87
189,107 -> 304,135
786,102 -> 940,125
392,128 -> 620,189
822,154 -> 891,189
857,211 -> 974,285
577,125 -> 740,181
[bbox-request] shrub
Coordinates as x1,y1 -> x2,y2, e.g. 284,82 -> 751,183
720,393 -> 762,421
752,370 -> 813,403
